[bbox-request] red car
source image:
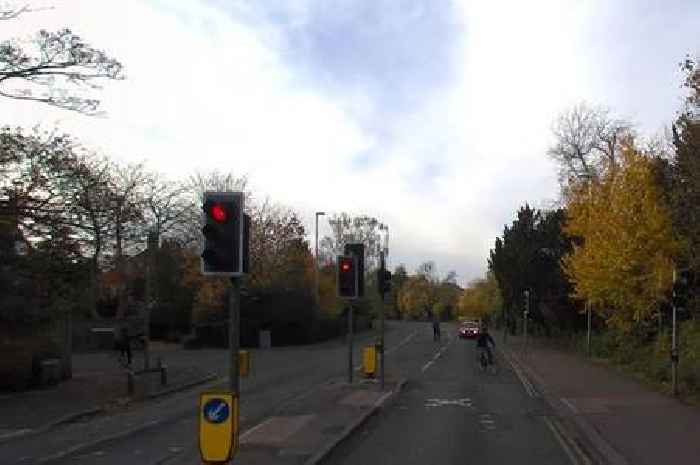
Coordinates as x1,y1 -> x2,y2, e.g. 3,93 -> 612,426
459,324 -> 480,339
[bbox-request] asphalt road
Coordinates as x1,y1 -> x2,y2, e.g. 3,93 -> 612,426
1,321 -> 419,465
320,326 -> 573,465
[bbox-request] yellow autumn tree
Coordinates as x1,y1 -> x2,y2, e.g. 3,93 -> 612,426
458,272 -> 502,321
564,143 -> 677,331
398,276 -> 436,319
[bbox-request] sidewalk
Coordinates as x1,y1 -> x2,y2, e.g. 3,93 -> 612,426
500,332 -> 700,465
207,377 -> 405,465
0,348 -> 216,442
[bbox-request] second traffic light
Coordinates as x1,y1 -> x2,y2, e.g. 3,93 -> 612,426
337,255 -> 358,299
673,269 -> 693,310
344,243 -> 365,297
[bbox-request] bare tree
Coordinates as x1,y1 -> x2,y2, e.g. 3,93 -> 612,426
319,213 -> 387,270
106,162 -> 148,318
0,3 -> 124,114
548,103 -> 632,185
144,175 -> 191,242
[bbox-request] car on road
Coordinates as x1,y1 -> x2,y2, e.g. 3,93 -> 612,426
458,322 -> 480,339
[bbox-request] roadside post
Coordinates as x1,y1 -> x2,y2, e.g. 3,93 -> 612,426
671,268 -> 692,397
523,290 -> 530,357
377,251 -> 391,391
199,191 -> 249,462
338,245 -> 362,385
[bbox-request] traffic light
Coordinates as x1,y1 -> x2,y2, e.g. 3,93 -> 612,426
377,268 -> 392,295
344,243 -> 365,297
201,191 -> 245,276
673,269 -> 693,310
377,254 -> 392,296
337,255 -> 358,298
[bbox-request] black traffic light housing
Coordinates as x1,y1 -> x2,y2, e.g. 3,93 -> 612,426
201,191 -> 248,276
377,253 -> 391,296
344,243 -> 365,297
337,255 -> 358,298
673,269 -> 694,310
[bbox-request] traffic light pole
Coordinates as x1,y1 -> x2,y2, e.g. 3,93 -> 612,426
229,277 -> 241,394
347,301 -> 354,385
379,251 -> 386,392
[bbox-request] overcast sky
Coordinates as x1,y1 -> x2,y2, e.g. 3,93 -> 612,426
2,0 -> 698,285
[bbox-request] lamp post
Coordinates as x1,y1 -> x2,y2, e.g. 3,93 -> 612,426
315,212 -> 326,308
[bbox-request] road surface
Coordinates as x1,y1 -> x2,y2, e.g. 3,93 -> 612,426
320,325 -> 572,465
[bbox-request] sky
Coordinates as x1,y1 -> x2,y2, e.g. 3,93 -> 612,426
1,0 -> 699,285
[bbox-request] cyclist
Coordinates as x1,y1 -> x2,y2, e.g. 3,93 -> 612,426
476,325 -> 496,367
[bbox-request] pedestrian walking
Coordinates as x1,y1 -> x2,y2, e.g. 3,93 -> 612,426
431,311 -> 441,342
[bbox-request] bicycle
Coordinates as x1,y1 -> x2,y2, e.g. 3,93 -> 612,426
476,347 -> 498,375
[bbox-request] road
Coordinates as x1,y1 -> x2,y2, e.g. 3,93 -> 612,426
1,322 -> 418,465
1,321 -> 574,464
320,324 -> 573,465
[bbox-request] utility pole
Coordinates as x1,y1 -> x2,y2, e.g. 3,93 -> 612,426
672,268 -> 678,397
523,290 -> 529,356
315,212 -> 325,309
379,250 -> 386,391
347,301 -> 354,384
230,277 -> 241,393
586,300 -> 592,357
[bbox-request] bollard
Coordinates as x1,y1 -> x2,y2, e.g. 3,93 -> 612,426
160,364 -> 168,386
239,350 -> 250,378
362,346 -> 377,378
127,370 -> 135,396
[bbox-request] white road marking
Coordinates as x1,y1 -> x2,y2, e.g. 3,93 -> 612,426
386,331 -> 418,355
560,397 -> 580,414
501,350 -> 537,397
544,416 -> 590,465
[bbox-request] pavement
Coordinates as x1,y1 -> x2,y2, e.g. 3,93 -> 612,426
499,331 -> 700,465
0,345 -> 217,441
0,321 -> 417,464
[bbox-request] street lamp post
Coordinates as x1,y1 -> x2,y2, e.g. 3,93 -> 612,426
315,212 -> 326,308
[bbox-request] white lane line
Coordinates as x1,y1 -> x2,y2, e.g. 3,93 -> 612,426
560,397 -> 580,415
544,416 -> 589,465
239,417 -> 274,441
421,337 -> 454,373
502,350 -> 537,398
386,331 -> 418,355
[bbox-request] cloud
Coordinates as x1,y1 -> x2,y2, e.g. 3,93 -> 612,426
0,0 -> 697,285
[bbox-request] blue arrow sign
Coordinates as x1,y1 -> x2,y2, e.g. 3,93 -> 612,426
203,398 -> 230,424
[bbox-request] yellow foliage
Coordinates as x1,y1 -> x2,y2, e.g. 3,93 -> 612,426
397,277 -> 435,318
457,273 -> 501,320
564,145 -> 678,331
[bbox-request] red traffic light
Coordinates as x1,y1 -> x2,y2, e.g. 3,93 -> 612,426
210,202 -> 228,223
340,259 -> 352,273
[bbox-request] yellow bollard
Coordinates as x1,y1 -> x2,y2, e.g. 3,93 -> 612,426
362,346 -> 377,377
239,350 -> 250,378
